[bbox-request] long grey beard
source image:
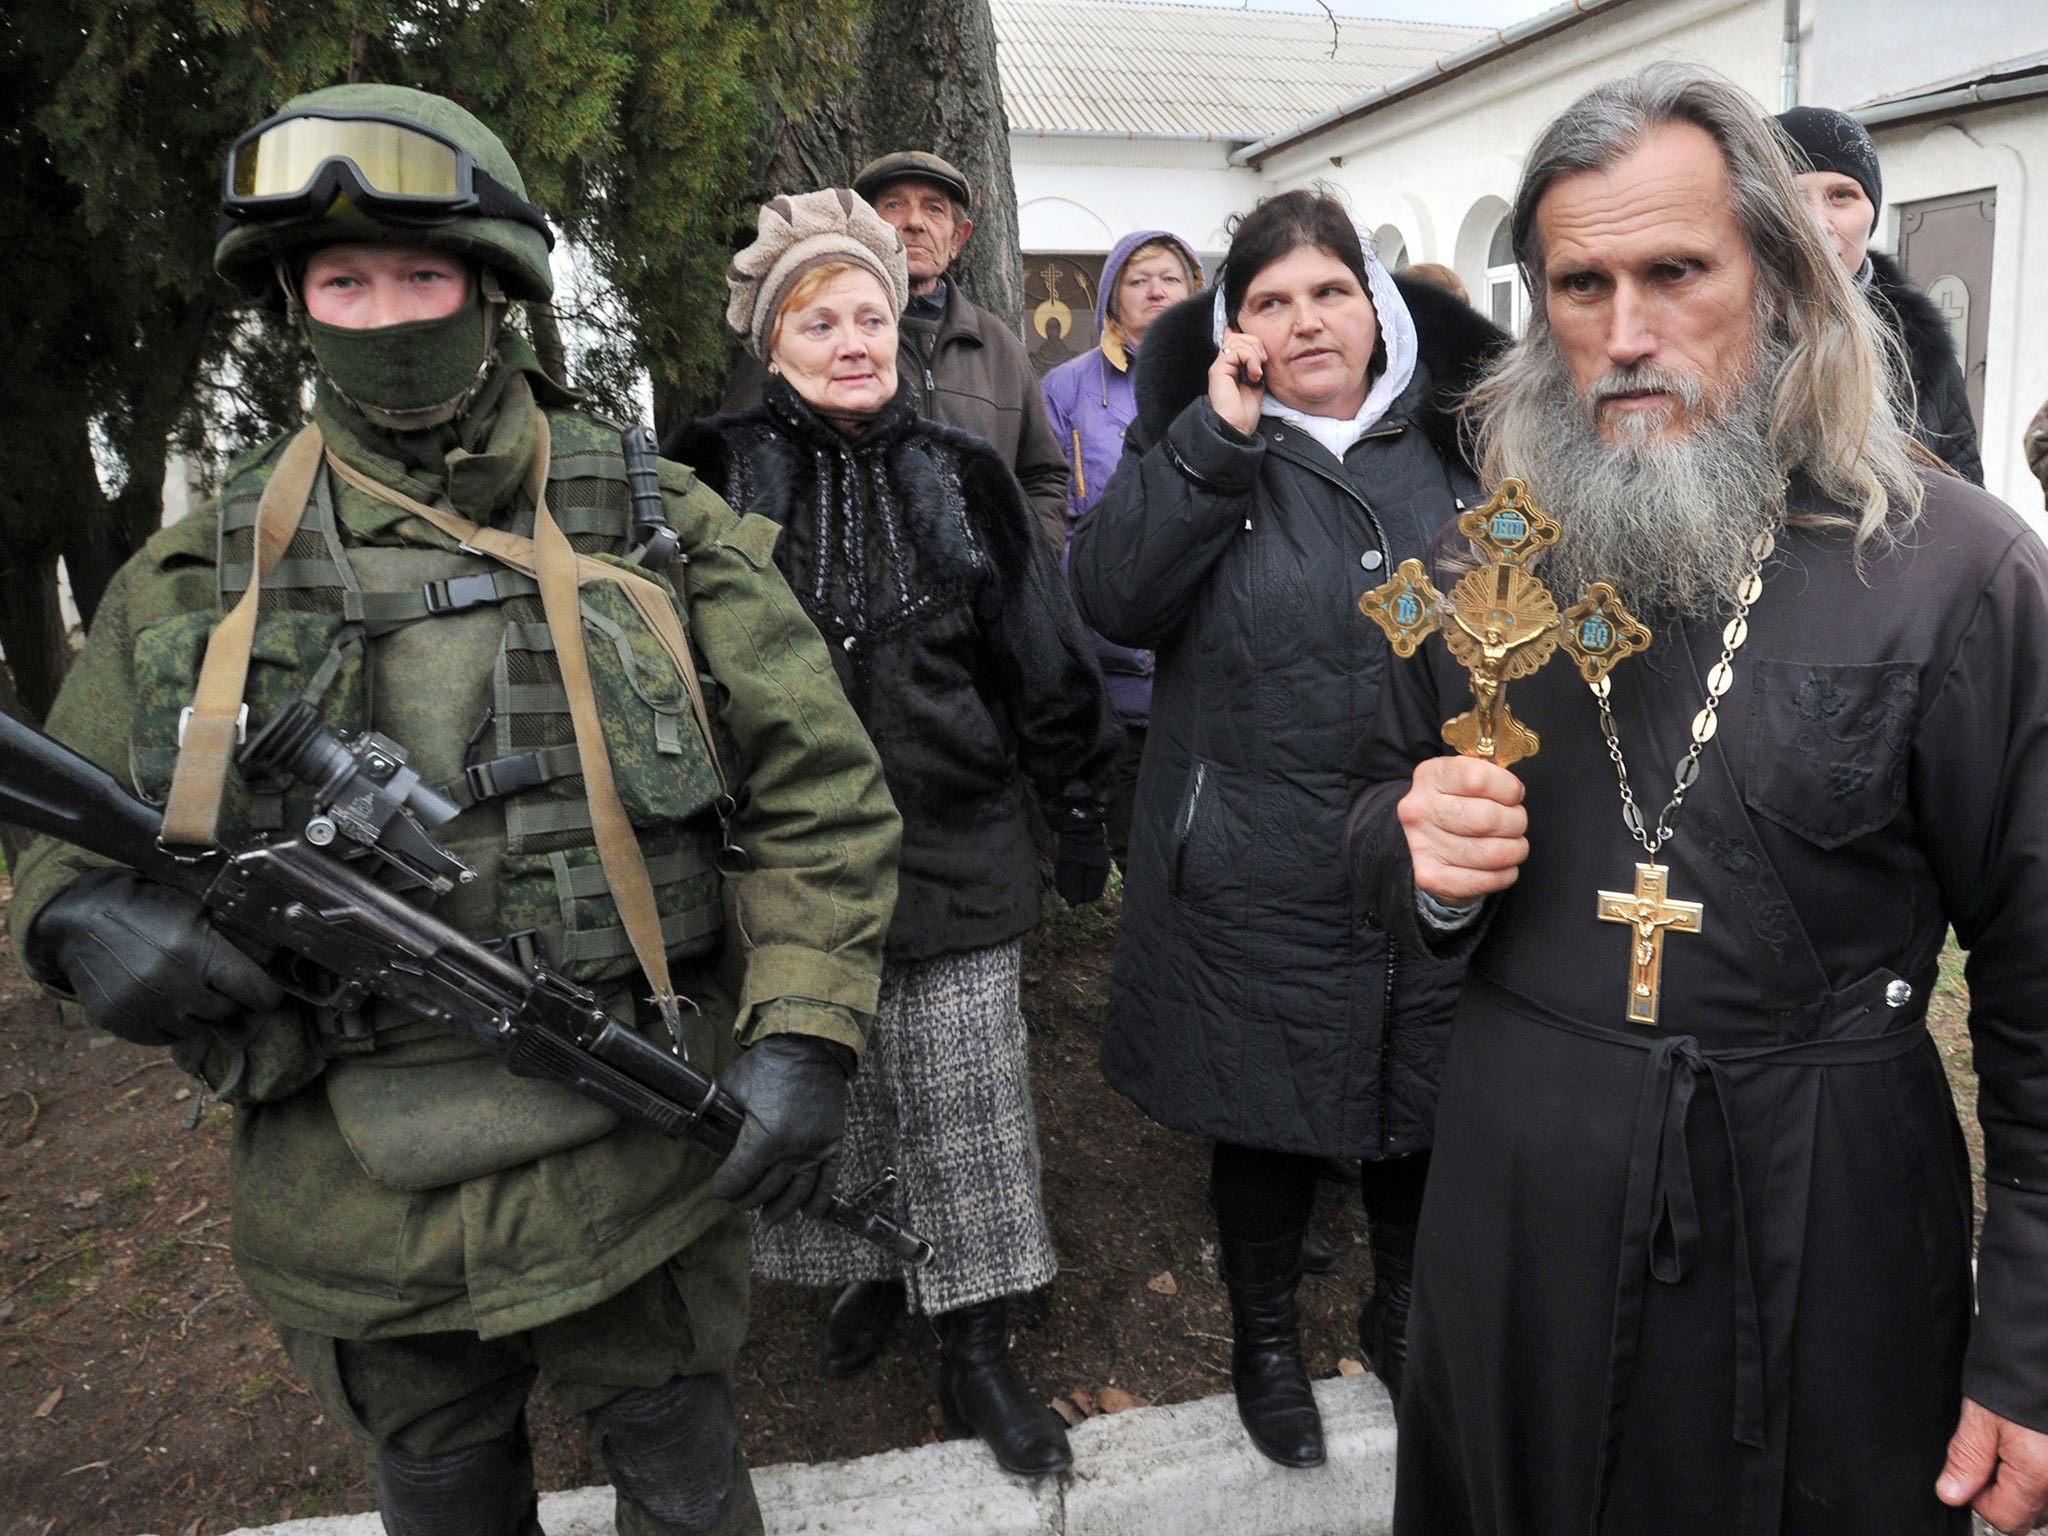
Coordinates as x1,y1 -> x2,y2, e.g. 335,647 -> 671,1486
1521,351 -> 1787,620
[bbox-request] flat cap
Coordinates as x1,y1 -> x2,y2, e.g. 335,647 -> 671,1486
853,150 -> 972,212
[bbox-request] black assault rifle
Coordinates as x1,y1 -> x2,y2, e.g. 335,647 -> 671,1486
0,707 -> 933,1268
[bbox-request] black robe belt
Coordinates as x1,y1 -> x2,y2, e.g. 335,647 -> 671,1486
1471,967 -> 1934,1534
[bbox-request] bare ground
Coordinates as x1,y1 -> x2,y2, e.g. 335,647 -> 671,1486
0,890 -> 1982,1536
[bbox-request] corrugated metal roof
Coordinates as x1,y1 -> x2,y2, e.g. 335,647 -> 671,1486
992,0 -> 1488,141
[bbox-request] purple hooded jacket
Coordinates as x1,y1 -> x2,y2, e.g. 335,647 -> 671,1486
1041,230 -> 1204,727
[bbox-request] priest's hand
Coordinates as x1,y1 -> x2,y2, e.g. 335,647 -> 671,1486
1398,755 -> 1529,905
1937,1397 -> 2048,1533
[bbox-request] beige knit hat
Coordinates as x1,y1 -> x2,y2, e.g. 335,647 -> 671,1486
726,189 -> 910,360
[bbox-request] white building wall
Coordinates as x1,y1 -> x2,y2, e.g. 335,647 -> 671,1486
1872,99 -> 2048,515
1809,0 -> 2046,109
1011,134 -> 1258,255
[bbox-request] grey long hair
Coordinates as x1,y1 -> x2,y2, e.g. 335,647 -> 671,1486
1470,65 -> 1924,553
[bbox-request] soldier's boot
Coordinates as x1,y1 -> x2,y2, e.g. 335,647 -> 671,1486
373,1427 -> 540,1536
589,1373 -> 761,1536
935,1297 -> 1073,1476
821,1277 -> 904,1378
1359,1215 -> 1418,1412
1220,1228 -> 1326,1469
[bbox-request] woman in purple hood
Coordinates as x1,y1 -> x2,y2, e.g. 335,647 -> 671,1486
1040,231 -> 1204,862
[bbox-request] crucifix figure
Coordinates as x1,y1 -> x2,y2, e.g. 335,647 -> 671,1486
1596,862 -> 1704,1025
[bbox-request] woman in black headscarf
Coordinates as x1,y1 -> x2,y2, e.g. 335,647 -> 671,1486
1777,105 -> 1983,483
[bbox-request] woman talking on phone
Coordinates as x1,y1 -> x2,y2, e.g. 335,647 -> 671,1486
1069,190 -> 1502,1463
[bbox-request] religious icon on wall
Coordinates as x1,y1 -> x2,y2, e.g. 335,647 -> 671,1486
1026,255 -> 1104,377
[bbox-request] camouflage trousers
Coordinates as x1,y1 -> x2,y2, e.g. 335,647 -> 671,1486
278,1216 -> 759,1536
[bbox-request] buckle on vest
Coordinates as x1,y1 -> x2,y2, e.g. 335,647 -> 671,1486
423,572 -> 501,615
462,750 -> 547,803
177,703 -> 249,746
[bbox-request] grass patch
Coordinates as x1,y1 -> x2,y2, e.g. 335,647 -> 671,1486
140,1236 -> 190,1273
114,1170 -> 157,1201
290,1473 -> 355,1520
235,1371 -> 277,1405
1036,866 -> 1125,950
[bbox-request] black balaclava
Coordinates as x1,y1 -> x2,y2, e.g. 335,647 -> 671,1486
303,279 -> 499,433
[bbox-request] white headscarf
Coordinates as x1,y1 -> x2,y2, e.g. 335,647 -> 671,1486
1211,226 -> 1418,460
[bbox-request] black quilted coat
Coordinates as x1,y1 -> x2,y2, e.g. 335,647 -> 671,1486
1069,281 -> 1504,1158
1869,250 -> 1984,485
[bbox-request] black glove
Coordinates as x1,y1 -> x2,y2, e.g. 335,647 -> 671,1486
710,1034 -> 853,1226
1054,802 -> 1111,906
25,868 -> 284,1047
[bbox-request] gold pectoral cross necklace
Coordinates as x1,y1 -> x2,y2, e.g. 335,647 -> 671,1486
1582,523 -> 1777,1025
1596,862 -> 1704,1025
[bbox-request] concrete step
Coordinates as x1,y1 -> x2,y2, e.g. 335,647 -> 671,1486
211,1374 -> 1396,1536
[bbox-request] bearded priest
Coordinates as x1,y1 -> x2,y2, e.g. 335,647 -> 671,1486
1348,66 -> 2048,1536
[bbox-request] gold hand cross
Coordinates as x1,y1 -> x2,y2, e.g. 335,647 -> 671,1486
1359,479 -> 1649,767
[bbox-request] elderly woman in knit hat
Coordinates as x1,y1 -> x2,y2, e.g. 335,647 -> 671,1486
668,189 -> 1120,1477
1775,105 -> 1983,483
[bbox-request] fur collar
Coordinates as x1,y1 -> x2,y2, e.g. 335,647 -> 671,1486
1866,250 -> 1957,378
1133,277 -> 1507,472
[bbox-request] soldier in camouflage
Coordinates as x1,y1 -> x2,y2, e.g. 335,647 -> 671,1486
5,85 -> 901,1536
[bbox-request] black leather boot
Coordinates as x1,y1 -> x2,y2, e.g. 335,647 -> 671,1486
1300,1223 -> 1338,1275
822,1277 -> 904,1378
1359,1215 -> 1417,1409
1220,1228 -> 1325,1468
935,1298 -> 1073,1476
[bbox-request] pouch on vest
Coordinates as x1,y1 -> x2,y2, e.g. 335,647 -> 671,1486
500,829 -> 723,986
130,607 -> 366,828
323,1032 -> 621,1191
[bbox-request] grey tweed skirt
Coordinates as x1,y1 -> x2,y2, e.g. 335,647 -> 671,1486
750,938 -> 1057,1314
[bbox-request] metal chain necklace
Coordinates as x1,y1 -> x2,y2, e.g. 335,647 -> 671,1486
1588,524 -> 1776,1025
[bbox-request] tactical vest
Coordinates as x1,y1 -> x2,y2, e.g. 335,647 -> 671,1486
131,411 -> 727,997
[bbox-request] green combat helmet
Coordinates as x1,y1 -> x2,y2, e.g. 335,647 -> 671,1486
214,83 -> 554,308
214,84 -> 556,429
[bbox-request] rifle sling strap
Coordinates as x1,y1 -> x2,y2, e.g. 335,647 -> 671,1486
161,424 -> 324,847
325,419 -> 714,1038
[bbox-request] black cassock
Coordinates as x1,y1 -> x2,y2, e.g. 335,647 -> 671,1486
1349,470 -> 2048,1536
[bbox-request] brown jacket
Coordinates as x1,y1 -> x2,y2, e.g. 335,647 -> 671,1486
2026,396 -> 2048,510
726,281 -> 1071,552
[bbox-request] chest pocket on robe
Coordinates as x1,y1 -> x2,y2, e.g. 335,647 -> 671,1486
1743,658 -> 1919,849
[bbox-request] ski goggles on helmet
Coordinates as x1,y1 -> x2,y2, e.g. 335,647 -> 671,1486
221,110 -> 554,247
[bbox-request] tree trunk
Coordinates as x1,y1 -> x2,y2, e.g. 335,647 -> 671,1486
0,559 -> 74,727
0,661 -> 36,876
758,0 -> 1024,327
